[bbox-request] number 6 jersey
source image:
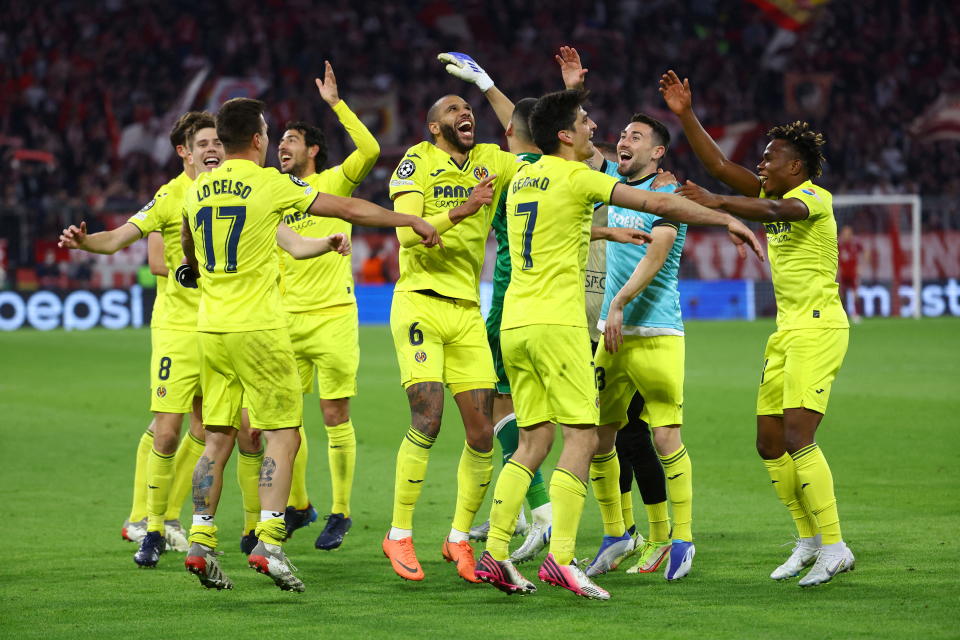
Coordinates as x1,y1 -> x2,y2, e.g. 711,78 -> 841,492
182,158 -> 317,332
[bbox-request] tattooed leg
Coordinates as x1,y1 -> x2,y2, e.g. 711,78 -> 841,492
406,382 -> 445,439
191,426 -> 236,516
259,427 -> 301,513
453,387 -> 494,452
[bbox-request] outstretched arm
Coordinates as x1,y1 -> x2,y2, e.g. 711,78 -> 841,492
603,225 -> 677,353
276,223 -> 352,259
659,70 -> 762,197
316,61 -> 381,184
307,192 -> 440,247
610,183 -> 763,260
438,52 -> 514,131
677,180 -> 810,223
590,226 -> 653,246
58,221 -> 141,255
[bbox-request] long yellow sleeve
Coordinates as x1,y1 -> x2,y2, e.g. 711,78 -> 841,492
332,100 -> 380,184
395,192 -> 456,248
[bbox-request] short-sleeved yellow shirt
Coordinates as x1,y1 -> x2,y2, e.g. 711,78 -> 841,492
501,155 -> 619,330
388,141 -> 523,302
182,159 -> 317,332
761,180 -> 848,330
127,172 -> 198,331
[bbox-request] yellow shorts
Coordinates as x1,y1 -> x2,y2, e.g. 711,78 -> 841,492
756,328 -> 848,416
150,328 -> 202,413
390,291 -> 495,393
595,335 -> 684,428
502,324 -> 598,428
199,328 -> 302,431
285,306 -> 359,399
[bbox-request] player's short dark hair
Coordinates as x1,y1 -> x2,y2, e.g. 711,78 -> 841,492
169,111 -> 209,150
216,98 -> 266,155
185,112 -> 216,149
285,121 -> 327,169
768,120 -> 826,178
630,113 -> 671,150
530,89 -> 589,155
511,98 -> 538,145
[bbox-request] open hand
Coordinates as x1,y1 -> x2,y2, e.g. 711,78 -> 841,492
555,46 -> 587,89
659,70 -> 692,115
676,180 -> 724,209
315,61 -> 340,106
605,227 -> 653,246
603,304 -> 625,353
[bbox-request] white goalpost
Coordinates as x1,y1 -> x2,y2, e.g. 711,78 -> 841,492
832,193 -> 922,319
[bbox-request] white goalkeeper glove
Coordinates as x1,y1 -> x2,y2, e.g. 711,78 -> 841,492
438,52 -> 495,92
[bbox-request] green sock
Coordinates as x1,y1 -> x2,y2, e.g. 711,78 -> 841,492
496,413 -> 549,510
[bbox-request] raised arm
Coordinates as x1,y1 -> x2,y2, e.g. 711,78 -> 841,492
610,183 -> 763,260
394,174 -> 496,248
677,179 -> 810,223
316,61 -> 380,184
555,46 -> 604,169
659,70 -> 762,197
307,192 -> 440,247
58,221 -> 142,255
147,232 -> 168,276
439,52 -> 514,130
603,225 -> 677,353
276,223 -> 351,259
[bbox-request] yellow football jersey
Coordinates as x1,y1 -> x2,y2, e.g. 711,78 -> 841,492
182,159 -> 318,332
761,180 -> 848,330
501,155 -> 619,330
279,170 -> 356,311
388,141 -> 522,302
127,171 -> 199,331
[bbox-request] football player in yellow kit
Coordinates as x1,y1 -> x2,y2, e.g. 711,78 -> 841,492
661,69 -> 853,587
276,62 -> 379,550
178,96 -> 439,592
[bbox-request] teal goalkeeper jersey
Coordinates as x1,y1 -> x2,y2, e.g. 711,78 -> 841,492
489,152 -> 542,312
598,160 -> 686,334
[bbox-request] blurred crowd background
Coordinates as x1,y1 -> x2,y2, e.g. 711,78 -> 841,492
1,0 -> 958,291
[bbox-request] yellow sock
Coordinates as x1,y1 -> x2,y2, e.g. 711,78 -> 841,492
645,501 -> 671,542
164,432 -> 204,521
792,444 -> 842,544
487,460 -> 533,561
590,451 -> 625,537
146,447 -> 176,532
128,430 -> 153,522
326,420 -> 357,517
255,517 -> 287,546
763,453 -> 819,538
549,468 -> 587,565
452,443 -> 494,534
288,427 -> 310,510
237,448 -> 263,533
621,492 -> 635,533
660,445 -> 693,541
391,427 -> 434,530
188,524 -> 218,549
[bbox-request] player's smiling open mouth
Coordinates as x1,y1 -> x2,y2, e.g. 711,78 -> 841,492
203,155 -> 220,167
280,153 -> 293,167
456,118 -> 474,140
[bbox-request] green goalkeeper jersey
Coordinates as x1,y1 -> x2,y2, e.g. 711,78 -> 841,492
489,151 -> 542,312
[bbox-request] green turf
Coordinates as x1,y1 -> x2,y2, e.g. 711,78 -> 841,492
1,319 -> 958,639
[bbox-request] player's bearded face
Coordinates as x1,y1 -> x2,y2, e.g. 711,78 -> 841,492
617,122 -> 659,178
278,131 -> 310,175
438,120 -> 476,154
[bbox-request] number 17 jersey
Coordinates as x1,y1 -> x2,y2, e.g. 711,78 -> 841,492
501,155 -> 619,331
183,158 -> 318,332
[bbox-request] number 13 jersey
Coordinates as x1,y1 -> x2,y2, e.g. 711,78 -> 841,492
183,158 -> 317,332
502,155 -> 619,330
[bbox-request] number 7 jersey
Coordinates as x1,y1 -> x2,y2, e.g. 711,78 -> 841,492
183,158 -> 318,332
501,155 -> 619,330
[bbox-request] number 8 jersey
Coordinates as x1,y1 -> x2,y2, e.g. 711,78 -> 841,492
501,155 -> 619,330
183,158 -> 317,332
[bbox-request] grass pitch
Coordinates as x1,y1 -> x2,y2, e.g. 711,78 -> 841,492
1,319 -> 958,639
